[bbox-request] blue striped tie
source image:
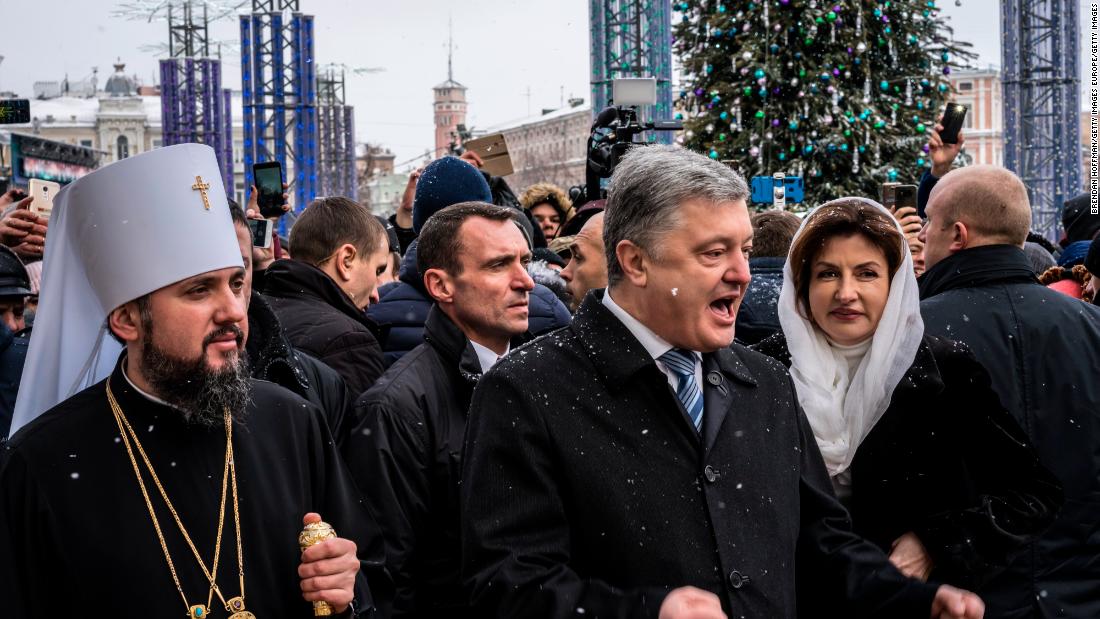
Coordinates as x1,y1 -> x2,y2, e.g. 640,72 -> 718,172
659,348 -> 704,431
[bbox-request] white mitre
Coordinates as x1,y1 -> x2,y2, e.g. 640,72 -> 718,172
10,144 -> 243,434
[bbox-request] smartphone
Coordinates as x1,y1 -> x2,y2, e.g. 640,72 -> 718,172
894,184 -> 918,211
881,182 -> 901,208
252,161 -> 285,218
248,218 -> 274,249
939,103 -> 968,144
28,179 -> 61,219
0,99 -> 31,125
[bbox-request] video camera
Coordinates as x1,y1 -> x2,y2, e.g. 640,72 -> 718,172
571,78 -> 682,207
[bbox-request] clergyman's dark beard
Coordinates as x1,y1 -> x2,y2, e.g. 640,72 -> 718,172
140,319 -> 251,427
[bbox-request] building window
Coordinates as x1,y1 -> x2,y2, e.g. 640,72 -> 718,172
152,138 -> 163,149
80,139 -> 93,148
958,82 -> 973,91
117,135 -> 130,160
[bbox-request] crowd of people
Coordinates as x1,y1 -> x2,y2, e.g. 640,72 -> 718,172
0,120 -> 1096,619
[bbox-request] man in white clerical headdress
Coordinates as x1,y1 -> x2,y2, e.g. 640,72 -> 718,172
0,145 -> 389,619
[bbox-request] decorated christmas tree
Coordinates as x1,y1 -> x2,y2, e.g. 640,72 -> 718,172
673,0 -> 974,205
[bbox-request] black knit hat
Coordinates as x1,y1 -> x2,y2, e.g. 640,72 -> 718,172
0,245 -> 31,298
1061,193 -> 1100,245
412,157 -> 492,233
376,215 -> 400,254
533,247 -> 567,269
561,201 -> 606,238
1085,236 -> 1100,276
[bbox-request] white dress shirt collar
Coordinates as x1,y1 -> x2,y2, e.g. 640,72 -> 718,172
469,340 -> 509,375
601,289 -> 705,422
601,289 -> 675,362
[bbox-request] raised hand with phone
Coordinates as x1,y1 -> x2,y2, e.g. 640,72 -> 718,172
245,174 -> 291,271
0,194 -> 49,260
252,161 -> 292,219
928,104 -> 968,178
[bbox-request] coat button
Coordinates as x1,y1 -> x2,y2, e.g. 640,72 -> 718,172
707,371 -> 722,386
704,465 -> 720,483
728,570 -> 749,589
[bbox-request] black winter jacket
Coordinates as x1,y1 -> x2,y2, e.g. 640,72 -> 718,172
387,213 -> 417,257
752,331 -> 1061,590
262,259 -> 386,397
735,256 -> 785,345
919,245 -> 1100,618
245,291 -> 355,447
0,324 -> 28,440
460,290 -> 942,619
346,306 -> 528,619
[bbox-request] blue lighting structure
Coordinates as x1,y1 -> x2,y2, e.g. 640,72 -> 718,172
589,0 -> 674,144
240,0 -> 316,224
317,67 -> 357,201
1001,0 -> 1082,239
159,1 -> 233,192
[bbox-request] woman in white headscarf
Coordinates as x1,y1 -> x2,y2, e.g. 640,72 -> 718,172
752,197 -> 1060,590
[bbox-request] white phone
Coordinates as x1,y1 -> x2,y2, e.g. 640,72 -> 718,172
28,179 -> 60,219
248,218 -> 274,249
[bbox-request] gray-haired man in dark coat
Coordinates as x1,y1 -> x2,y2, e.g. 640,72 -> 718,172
460,145 -> 985,619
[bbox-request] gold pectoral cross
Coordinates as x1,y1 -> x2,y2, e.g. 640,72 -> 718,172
192,175 -> 212,211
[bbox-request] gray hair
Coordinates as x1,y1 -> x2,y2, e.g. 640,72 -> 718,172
603,145 -> 750,286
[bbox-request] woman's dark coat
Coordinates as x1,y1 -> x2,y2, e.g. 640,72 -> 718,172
752,331 -> 1062,590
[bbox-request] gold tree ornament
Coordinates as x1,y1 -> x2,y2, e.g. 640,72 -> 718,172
298,520 -> 338,616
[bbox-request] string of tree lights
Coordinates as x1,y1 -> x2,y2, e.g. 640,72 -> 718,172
673,0 -> 975,205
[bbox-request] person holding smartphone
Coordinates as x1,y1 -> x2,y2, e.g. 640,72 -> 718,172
0,193 -> 48,261
916,112 -> 967,218
242,182 -> 290,294
389,167 -> 422,257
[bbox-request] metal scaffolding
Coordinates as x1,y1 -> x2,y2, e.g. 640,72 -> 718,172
317,67 -> 357,200
1001,0 -> 1082,239
589,0 -> 674,143
159,1 -> 234,192
240,0 -> 317,221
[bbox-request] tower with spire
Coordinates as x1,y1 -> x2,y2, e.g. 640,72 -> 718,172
433,19 -> 468,155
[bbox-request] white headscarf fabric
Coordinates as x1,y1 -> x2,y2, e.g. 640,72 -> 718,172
778,196 -> 924,477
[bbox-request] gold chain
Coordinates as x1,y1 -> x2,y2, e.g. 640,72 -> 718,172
107,380 -> 247,616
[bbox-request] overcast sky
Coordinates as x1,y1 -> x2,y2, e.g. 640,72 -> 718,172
0,0 -> 1085,168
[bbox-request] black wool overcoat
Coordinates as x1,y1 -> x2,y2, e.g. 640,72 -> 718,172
460,290 -> 940,619
919,245 -> 1100,618
753,332 -> 1062,590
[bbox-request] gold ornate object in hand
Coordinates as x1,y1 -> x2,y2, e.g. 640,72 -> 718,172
298,521 -> 338,616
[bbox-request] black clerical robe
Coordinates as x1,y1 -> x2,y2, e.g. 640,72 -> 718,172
0,358 -> 390,618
